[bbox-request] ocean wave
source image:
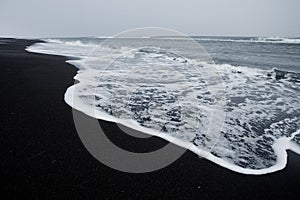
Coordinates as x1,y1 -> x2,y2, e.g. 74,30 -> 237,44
194,37 -> 300,44
44,38 -> 98,47
254,37 -> 300,44
26,40 -> 300,175
26,39 -> 96,58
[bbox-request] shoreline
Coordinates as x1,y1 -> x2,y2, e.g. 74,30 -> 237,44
1,38 -> 300,199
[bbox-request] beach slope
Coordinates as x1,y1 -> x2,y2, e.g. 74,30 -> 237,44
0,38 -> 299,199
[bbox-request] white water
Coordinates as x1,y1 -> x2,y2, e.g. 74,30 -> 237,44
26,38 -> 300,175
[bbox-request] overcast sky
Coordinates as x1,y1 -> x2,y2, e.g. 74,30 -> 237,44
1,0 -> 299,38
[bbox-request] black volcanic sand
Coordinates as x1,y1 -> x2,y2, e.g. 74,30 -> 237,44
0,38 -> 300,199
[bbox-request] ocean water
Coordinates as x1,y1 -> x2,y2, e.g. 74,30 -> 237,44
27,36 -> 300,174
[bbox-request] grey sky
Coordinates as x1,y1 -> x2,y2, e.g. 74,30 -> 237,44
1,0 -> 299,38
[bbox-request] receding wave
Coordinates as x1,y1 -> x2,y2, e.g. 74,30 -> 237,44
26,39 -> 300,175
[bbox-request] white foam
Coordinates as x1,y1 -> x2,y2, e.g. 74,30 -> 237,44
26,39 -> 300,175
255,37 -> 300,44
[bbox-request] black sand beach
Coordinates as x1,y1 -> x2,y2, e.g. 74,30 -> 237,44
1,38 -> 300,199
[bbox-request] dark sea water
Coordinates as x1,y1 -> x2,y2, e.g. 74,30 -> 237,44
26,36 -> 300,174
195,36 -> 300,73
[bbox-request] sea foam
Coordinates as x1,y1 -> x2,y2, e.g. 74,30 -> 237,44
26,38 -> 300,175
